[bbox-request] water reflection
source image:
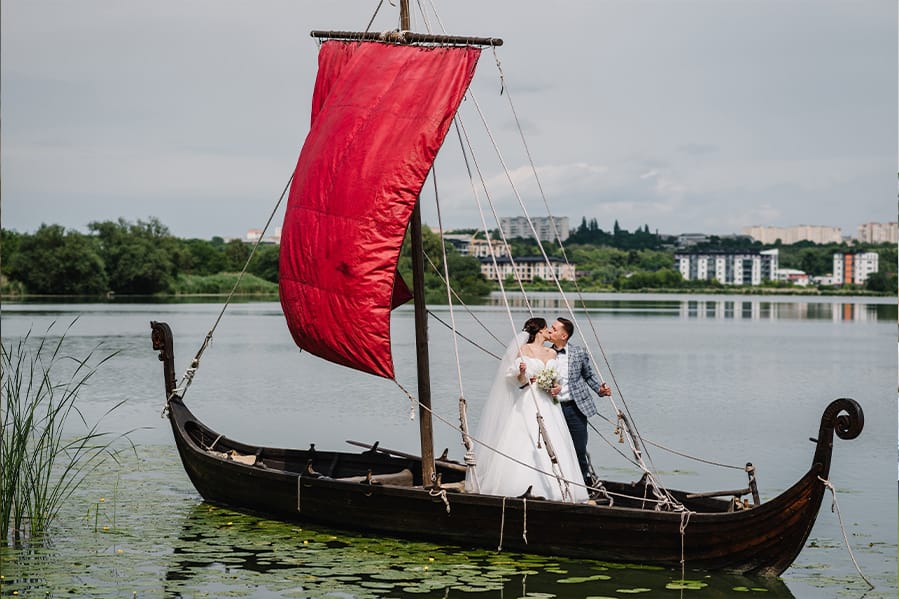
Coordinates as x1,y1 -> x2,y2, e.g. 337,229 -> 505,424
680,300 -> 889,321
490,294 -> 896,322
162,502 -> 797,598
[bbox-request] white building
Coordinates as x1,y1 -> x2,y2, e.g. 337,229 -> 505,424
245,227 -> 282,244
500,216 -> 569,242
742,225 -> 842,245
832,252 -> 879,286
857,222 -> 898,244
674,249 -> 779,285
480,256 -> 576,283
775,268 -> 810,287
438,234 -> 511,258
468,238 -> 509,258
676,233 -> 709,247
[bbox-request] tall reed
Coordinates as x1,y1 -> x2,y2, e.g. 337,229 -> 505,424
1,319 -> 132,545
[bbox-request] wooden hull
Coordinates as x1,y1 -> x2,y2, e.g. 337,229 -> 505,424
152,321 -> 864,576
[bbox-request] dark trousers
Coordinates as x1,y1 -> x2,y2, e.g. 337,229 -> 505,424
561,401 -> 591,485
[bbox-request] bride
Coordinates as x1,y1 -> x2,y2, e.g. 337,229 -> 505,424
466,317 -> 588,502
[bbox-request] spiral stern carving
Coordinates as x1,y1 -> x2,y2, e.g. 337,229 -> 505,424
820,398 -> 864,441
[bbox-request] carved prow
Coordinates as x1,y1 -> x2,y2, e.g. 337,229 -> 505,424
150,321 -> 178,400
811,398 -> 864,480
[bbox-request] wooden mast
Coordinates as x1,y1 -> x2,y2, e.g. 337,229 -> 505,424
400,0 -> 437,489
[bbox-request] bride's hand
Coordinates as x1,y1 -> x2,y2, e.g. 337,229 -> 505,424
550,384 -> 561,397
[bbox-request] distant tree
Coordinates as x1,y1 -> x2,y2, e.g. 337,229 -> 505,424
1,229 -> 23,278
615,268 -> 683,290
89,218 -> 178,294
7,225 -> 108,294
177,238 -> 228,276
224,239 -> 251,271
797,248 -> 831,276
864,271 -> 895,293
248,245 -> 280,283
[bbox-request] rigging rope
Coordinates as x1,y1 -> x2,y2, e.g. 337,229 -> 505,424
455,52 -> 679,508
488,46 -> 667,499
431,166 -> 480,492
426,310 -> 502,360
167,173 -> 293,405
432,169 -> 467,400
392,379 -> 681,509
364,0 -> 386,34
818,476 -> 875,589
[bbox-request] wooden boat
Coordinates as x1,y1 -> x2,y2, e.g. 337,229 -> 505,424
150,2 -> 864,577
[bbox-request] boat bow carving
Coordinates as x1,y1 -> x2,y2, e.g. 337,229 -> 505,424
812,398 -> 863,481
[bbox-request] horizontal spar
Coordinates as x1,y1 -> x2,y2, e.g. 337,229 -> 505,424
311,30 -> 503,47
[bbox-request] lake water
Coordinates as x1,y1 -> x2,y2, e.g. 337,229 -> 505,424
1,293 -> 896,598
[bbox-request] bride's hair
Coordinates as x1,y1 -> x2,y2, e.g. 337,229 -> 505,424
522,317 -> 547,343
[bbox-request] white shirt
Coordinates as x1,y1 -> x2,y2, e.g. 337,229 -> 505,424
554,346 -> 571,402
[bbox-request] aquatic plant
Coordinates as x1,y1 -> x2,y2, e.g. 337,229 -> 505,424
0,320 -> 133,544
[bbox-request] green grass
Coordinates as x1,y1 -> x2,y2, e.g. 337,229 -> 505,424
172,272 -> 278,295
0,320 -> 134,545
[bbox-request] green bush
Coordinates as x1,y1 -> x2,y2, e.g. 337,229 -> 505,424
172,273 -> 278,295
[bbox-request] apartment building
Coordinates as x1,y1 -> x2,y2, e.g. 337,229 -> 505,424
857,222 -> 898,244
480,256 -> 576,283
674,249 -> 779,286
832,252 -> 879,286
741,225 -> 842,245
500,216 -> 569,242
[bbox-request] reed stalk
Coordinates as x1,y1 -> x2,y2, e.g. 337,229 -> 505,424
1,320 -> 133,545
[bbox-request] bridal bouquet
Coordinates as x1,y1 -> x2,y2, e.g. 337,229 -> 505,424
535,367 -> 558,394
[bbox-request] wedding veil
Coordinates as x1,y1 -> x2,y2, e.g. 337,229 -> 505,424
465,331 -> 529,491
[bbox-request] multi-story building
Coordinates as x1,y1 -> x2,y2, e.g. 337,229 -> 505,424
468,238 -> 509,258
674,249 -> 779,286
500,216 -> 569,242
439,234 -> 510,258
832,252 -> 879,286
741,225 -> 842,245
676,233 -> 709,247
857,222 -> 898,244
480,256 -> 576,283
245,226 -> 282,244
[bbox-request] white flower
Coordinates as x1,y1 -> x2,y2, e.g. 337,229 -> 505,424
535,367 -> 558,392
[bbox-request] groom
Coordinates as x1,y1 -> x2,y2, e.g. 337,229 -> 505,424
547,317 -> 612,488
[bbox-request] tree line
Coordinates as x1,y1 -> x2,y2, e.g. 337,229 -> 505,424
1,219 -> 278,296
0,218 -> 492,300
2,217 -> 895,297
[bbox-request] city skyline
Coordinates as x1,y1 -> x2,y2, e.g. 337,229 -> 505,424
2,2 -> 895,239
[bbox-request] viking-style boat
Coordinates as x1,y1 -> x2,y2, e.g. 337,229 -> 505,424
150,2 -> 863,577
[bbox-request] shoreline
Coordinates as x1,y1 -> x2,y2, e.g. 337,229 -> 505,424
1,287 -> 894,303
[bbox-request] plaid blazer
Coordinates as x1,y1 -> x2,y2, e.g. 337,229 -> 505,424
565,343 -> 602,417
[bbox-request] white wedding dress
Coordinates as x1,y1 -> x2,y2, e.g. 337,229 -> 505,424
466,335 -> 588,502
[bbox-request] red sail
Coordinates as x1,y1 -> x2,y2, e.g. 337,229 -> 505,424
279,41 -> 481,378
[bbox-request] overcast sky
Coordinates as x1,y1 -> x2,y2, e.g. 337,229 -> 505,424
2,1 -> 895,240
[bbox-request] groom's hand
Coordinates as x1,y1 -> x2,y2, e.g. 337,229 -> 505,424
598,382 -> 612,397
